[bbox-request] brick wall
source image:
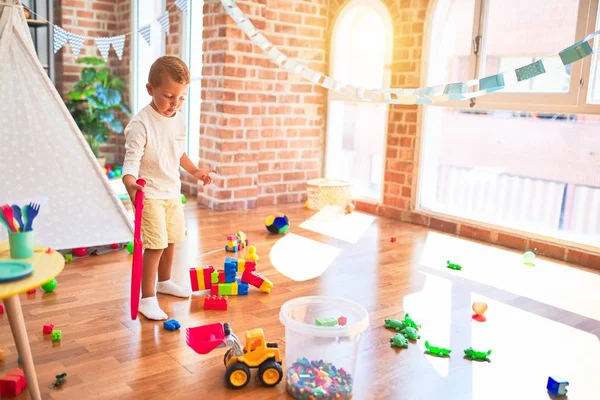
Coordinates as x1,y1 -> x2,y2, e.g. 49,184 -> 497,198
53,0 -> 131,164
197,0 -> 327,210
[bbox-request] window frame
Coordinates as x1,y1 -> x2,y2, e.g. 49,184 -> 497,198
182,0 -> 202,162
325,0 -> 393,203
423,0 -> 600,115
415,0 -> 600,252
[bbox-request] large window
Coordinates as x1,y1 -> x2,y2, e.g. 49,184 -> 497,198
183,0 -> 203,162
419,0 -> 600,248
133,0 -> 165,113
325,0 -> 392,201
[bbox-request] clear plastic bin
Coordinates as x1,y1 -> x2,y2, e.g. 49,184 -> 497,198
279,296 -> 369,399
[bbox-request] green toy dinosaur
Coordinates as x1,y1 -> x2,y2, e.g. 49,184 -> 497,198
390,333 -> 409,348
401,326 -> 420,340
384,318 -> 407,332
446,261 -> 462,270
424,341 -> 451,357
464,347 -> 492,361
403,313 -> 421,330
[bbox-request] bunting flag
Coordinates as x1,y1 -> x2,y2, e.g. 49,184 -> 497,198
157,11 -> 170,34
67,32 -> 85,58
53,25 -> 69,53
218,0 -> 600,105
112,34 -> 126,59
94,37 -> 112,61
175,0 -> 188,15
138,24 -> 151,46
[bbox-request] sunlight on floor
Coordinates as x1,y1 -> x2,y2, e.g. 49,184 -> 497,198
470,295 -> 600,400
419,232 -> 600,320
402,272 -> 453,378
299,207 -> 376,244
269,233 -> 342,281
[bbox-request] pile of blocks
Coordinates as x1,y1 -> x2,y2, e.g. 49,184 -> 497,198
189,257 -> 273,296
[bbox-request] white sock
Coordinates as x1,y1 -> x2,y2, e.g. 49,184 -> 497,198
138,296 -> 168,320
157,279 -> 191,298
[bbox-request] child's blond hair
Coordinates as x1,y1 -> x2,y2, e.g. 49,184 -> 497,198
148,56 -> 190,86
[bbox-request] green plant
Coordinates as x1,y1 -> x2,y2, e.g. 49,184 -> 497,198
65,57 -> 130,158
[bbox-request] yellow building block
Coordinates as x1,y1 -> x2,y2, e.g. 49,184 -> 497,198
237,259 -> 246,273
259,278 -> 273,294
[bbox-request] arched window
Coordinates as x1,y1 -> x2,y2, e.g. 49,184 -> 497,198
325,0 -> 393,202
419,0 -> 600,247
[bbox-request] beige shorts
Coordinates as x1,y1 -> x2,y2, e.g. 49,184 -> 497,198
141,198 -> 185,250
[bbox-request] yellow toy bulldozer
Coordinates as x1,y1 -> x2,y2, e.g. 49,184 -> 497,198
187,322 -> 283,389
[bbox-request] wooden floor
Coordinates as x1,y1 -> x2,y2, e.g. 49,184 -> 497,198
1,203 -> 600,399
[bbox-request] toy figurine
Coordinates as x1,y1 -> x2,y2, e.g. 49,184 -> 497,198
446,260 -> 462,270
384,318 -> 407,332
424,341 -> 451,357
400,326 -> 420,341
390,334 -> 409,348
463,347 -> 491,362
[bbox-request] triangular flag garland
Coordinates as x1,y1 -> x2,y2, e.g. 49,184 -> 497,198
67,32 -> 85,58
53,25 -> 69,53
175,0 -> 188,15
157,11 -> 170,34
112,35 -> 126,60
138,24 -> 151,46
94,37 -> 111,61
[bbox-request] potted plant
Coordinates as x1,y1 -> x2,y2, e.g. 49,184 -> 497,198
65,57 -> 130,165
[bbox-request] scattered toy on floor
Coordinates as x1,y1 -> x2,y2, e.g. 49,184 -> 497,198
0,368 -> 27,397
225,232 -> 248,252
163,319 -> 181,331
41,278 -> 57,292
265,213 -> 289,234
446,260 -> 462,270
26,289 -> 36,294
0,304 -> 3,314
338,316 -> 347,326
390,333 -> 409,348
390,236 -> 396,242
72,247 -> 87,257
64,254 -> 73,263
547,376 -> 569,397
51,329 -> 62,342
186,322 -> 283,389
43,324 -> 54,334
204,295 -> 228,310
463,347 -> 491,362
384,318 -> 407,332
524,250 -> 536,266
126,241 -> 134,254
50,372 -> 67,389
424,341 -> 451,357
403,313 -> 421,330
471,302 -> 488,322
401,326 -> 420,341
189,257 -> 272,296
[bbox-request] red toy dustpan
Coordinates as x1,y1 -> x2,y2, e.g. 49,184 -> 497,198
186,322 -> 227,354
130,178 -> 146,320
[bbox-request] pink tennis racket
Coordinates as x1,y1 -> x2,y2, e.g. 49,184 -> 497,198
131,178 -> 146,320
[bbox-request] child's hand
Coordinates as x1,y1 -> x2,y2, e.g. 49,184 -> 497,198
123,174 -> 145,204
194,169 -> 216,186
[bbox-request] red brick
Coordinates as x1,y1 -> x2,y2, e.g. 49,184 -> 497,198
529,241 -> 566,260
429,218 -> 458,235
496,234 -> 528,251
459,225 -> 491,242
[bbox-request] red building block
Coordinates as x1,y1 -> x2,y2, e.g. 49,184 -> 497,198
0,304 -> 4,314
218,270 -> 225,283
338,316 -> 348,326
189,267 -> 199,291
244,260 -> 256,272
390,237 -> 396,242
204,295 -> 228,310
202,266 -> 214,290
27,289 -> 36,294
43,324 -> 54,334
0,369 -> 26,397
241,271 -> 257,286
211,284 -> 219,296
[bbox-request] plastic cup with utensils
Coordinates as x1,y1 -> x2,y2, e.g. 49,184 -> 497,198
8,231 -> 35,259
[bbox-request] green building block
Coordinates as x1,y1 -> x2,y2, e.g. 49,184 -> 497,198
218,283 -> 234,296
51,329 -> 62,342
315,317 -> 338,326
65,254 -> 73,262
211,270 -> 219,284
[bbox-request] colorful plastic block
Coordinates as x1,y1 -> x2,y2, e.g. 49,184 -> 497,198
547,376 -> 569,397
189,265 -> 214,292
218,270 -> 226,283
189,267 -> 199,291
236,279 -> 249,295
316,317 -> 338,326
224,257 -> 238,272
241,270 -> 256,286
65,253 -> 73,262
244,260 -> 256,272
224,271 -> 236,283
211,284 -> 219,296
51,329 -> 62,342
43,324 -> 54,334
251,272 -> 273,293
26,289 -> 36,294
237,259 -> 246,272
0,304 -> 3,314
338,316 -> 347,326
204,295 -> 228,310
202,266 -> 214,290
218,281 -> 238,296
211,270 -> 219,284
163,319 -> 181,331
0,369 -> 26,397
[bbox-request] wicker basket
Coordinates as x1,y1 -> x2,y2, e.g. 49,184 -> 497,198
306,178 -> 351,210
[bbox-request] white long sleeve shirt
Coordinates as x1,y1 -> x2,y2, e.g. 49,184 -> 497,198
122,104 -> 187,199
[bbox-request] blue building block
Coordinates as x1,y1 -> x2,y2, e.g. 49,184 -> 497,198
237,279 -> 249,295
547,376 -> 569,396
224,258 -> 238,273
224,271 -> 237,283
163,319 -> 181,331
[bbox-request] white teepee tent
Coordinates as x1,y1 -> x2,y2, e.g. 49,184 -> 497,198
0,0 -> 133,251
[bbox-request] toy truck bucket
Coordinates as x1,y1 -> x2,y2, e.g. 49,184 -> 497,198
186,323 -> 226,354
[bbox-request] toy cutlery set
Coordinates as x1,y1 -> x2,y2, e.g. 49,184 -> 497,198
0,202 -> 40,233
